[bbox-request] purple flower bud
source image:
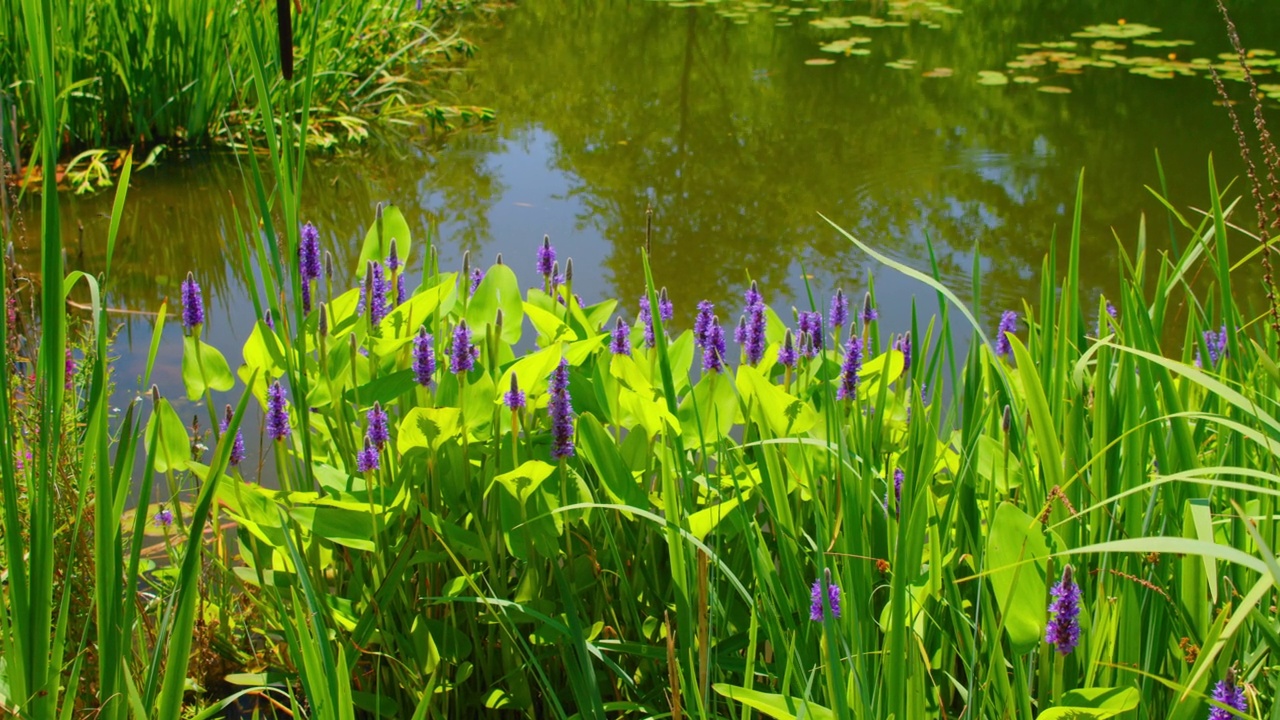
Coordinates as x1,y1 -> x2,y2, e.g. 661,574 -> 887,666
356,438 -> 379,473
659,288 -> 673,322
388,238 -> 402,272
829,290 -> 849,329
745,280 -> 762,309
366,402 -> 389,449
694,301 -> 716,347
266,381 -> 291,442
884,468 -> 904,516
548,359 -> 575,459
263,309 -> 275,331
299,223 -> 321,280
358,261 -> 389,324
504,373 -> 526,411
413,327 -> 436,387
395,273 -> 406,306
64,349 -> 76,390
537,236 -> 556,278
702,316 -> 726,373
221,405 -> 246,466
470,268 -> 485,294
893,332 -> 912,373
154,507 -> 174,527
778,330 -> 797,368
861,292 -> 878,325
798,311 -> 824,356
610,317 -> 632,356
809,569 -> 841,621
1209,668 -> 1249,720
639,295 -> 657,348
449,321 -> 476,374
1196,325 -> 1229,369
837,337 -> 862,401
1045,565 -> 1081,655
995,310 -> 1018,358
745,304 -> 766,366
181,272 -> 204,332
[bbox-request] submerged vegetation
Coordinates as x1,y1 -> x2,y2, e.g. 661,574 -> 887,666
5,1 -> 1280,719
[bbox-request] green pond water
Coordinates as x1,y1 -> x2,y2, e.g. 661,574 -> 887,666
17,0 -> 1280,424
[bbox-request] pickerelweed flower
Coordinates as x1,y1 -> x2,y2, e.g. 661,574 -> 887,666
356,439 -> 379,473
413,327 -> 435,387
1196,325 -> 1229,369
537,236 -> 556,279
743,284 -> 767,366
1209,668 -> 1248,720
837,337 -> 862,401
221,405 -> 246,467
504,373 -> 526,411
450,321 -> 477,374
366,261 -> 390,324
829,289 -> 849,330
894,331 -> 912,372
702,316 -> 726,373
995,310 -> 1018,358
263,309 -> 276,332
1096,301 -> 1118,336
798,311 -> 824,356
809,569 -> 841,621
64,349 -> 76,390
885,468 -> 904,515
154,507 -> 174,527
387,238 -> 402,272
639,295 -> 656,348
659,287 -> 674,322
548,359 -> 575,459
778,330 -> 798,368
395,272 -> 406,306
367,402 -> 389,449
266,381 -> 291,441
181,272 -> 204,333
1045,565 -> 1081,655
610,317 -> 632,356
694,301 -> 716,347
470,268 -> 485,294
861,292 -> 878,325
300,223 -> 321,280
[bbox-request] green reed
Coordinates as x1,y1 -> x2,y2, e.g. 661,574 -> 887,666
0,0 -> 484,162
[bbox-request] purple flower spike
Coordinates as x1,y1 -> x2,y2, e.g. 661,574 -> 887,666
266,382 -> 291,442
745,280 -> 762,310
221,405 -> 246,467
367,402 -> 389,449
395,273 -> 406,306
639,295 -> 656,348
894,332 -> 912,373
1209,668 -> 1249,720
504,373 -> 526,411
659,288 -> 673,322
1197,325 -> 1229,369
64,349 -> 76,390
829,290 -> 849,330
778,330 -> 797,368
470,268 -> 485,294
387,239 -> 402,272
995,310 -> 1018,358
798,311 -> 824,356
611,317 -> 632,356
809,569 -> 841,621
837,337 -> 862,401
702,317 -> 726,373
739,283 -> 767,366
1045,565 -> 1081,655
861,292 -> 878,325
885,468 -> 904,515
694,301 -> 716,348
356,439 -> 380,473
537,236 -> 556,279
548,359 -> 575,459
299,223 -> 321,281
450,321 -> 476,374
181,272 -> 204,333
154,507 -> 174,527
413,327 -> 436,387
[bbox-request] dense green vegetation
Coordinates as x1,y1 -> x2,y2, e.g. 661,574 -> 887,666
4,0 -> 1280,719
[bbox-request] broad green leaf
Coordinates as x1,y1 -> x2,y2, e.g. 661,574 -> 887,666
466,264 -> 523,344
678,372 -> 739,449
398,407 -> 464,453
241,320 -> 287,378
146,397 -> 192,473
576,414 -> 648,508
1058,687 -> 1141,716
689,496 -> 744,541
182,336 -> 236,399
986,502 -> 1049,654
736,364 -> 817,436
976,435 -> 1024,491
525,302 -> 577,344
497,345 -> 565,406
493,460 -> 556,504
357,204 -> 413,271
290,505 -> 379,552
712,684 -> 835,720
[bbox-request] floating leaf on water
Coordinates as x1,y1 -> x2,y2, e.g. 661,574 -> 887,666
1037,85 -> 1072,93
819,37 -> 872,53
1249,49 -> 1278,57
1134,39 -> 1194,48
977,70 -> 1009,85
1091,40 -> 1126,51
1041,41 -> 1079,49
1191,57 -> 1212,65
1017,42 -> 1042,49
1100,53 -> 1134,65
885,60 -> 916,70
1088,60 -> 1117,68
922,67 -> 954,78
1129,66 -> 1174,79
1013,75 -> 1040,83
1259,83 -> 1280,99
1074,22 -> 1161,39
805,58 -> 837,66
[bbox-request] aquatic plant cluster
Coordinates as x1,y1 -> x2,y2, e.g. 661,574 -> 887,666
109,189 -> 1272,718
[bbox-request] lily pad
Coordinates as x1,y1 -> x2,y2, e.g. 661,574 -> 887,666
922,67 -> 954,78
1037,85 -> 1072,93
819,37 -> 872,53
1091,40 -> 1126,51
804,58 -> 837,66
1013,75 -> 1040,83
977,70 -> 1010,85
1134,39 -> 1194,48
1073,22 -> 1161,39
